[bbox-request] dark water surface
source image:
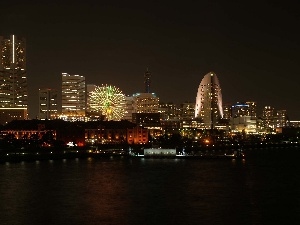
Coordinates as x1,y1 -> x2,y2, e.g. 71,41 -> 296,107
1,154 -> 300,225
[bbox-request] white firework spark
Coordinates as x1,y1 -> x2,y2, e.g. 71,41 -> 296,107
90,84 -> 126,121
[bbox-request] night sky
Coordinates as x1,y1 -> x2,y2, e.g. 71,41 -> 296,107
1,1 -> 300,119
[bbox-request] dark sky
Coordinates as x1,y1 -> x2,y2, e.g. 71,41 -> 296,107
1,0 -> 300,119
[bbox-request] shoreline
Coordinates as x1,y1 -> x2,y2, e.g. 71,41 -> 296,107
1,146 -> 299,163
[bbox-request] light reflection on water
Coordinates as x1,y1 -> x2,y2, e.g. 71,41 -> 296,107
0,156 -> 299,225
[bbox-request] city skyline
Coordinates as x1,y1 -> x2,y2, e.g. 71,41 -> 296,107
1,1 -> 300,119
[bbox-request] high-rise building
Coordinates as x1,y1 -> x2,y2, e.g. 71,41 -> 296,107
180,102 -> 195,120
262,106 -> 275,129
124,95 -> 134,121
132,92 -> 159,113
130,92 -> 160,134
195,72 -> 223,129
0,35 -> 27,109
222,103 -> 232,119
232,101 -> 257,119
276,110 -> 288,128
158,102 -> 179,120
246,101 -> 257,119
230,101 -> 257,133
38,88 -> 58,119
86,84 -> 97,115
144,68 -> 151,93
61,73 -> 86,120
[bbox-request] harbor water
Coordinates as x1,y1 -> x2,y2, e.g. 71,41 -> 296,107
0,150 -> 300,225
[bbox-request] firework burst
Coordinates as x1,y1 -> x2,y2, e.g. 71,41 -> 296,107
90,84 -> 126,121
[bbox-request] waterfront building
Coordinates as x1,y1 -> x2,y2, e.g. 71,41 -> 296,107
158,102 -> 180,134
0,108 -> 28,125
1,120 -> 56,143
231,116 -> 257,133
61,73 -> 86,121
159,102 -> 179,120
123,72 -> 160,132
84,120 -> 148,145
222,103 -> 232,119
195,72 -> 223,129
160,119 -> 181,135
246,101 -> 257,118
232,101 -> 257,119
132,92 -> 159,113
123,95 -> 134,122
181,118 -> 204,129
132,112 -> 160,127
180,102 -> 195,120
38,88 -> 58,120
1,119 -> 85,147
0,35 -> 28,110
262,106 -> 275,130
127,126 -> 148,145
276,110 -> 289,128
132,112 -> 162,137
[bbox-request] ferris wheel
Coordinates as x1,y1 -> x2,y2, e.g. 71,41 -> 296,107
90,84 -> 126,121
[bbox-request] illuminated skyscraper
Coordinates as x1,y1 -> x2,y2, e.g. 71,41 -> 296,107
61,73 -> 86,118
0,35 -> 27,108
144,68 -> 151,93
276,110 -> 288,128
232,101 -> 257,119
262,105 -> 275,129
38,88 -> 58,119
195,72 -> 223,129
132,92 -> 159,113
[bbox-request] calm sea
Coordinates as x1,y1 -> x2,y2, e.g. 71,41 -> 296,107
0,152 -> 300,225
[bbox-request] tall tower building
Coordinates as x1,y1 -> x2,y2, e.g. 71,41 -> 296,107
276,110 -> 288,128
61,73 -> 86,118
195,72 -> 223,129
39,88 -> 58,119
144,68 -> 151,93
0,35 -> 27,108
262,105 -> 275,129
232,101 -> 257,119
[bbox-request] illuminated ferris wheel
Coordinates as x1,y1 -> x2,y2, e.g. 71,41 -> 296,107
90,84 -> 126,121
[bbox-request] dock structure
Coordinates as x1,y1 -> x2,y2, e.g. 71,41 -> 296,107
143,148 -> 176,157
